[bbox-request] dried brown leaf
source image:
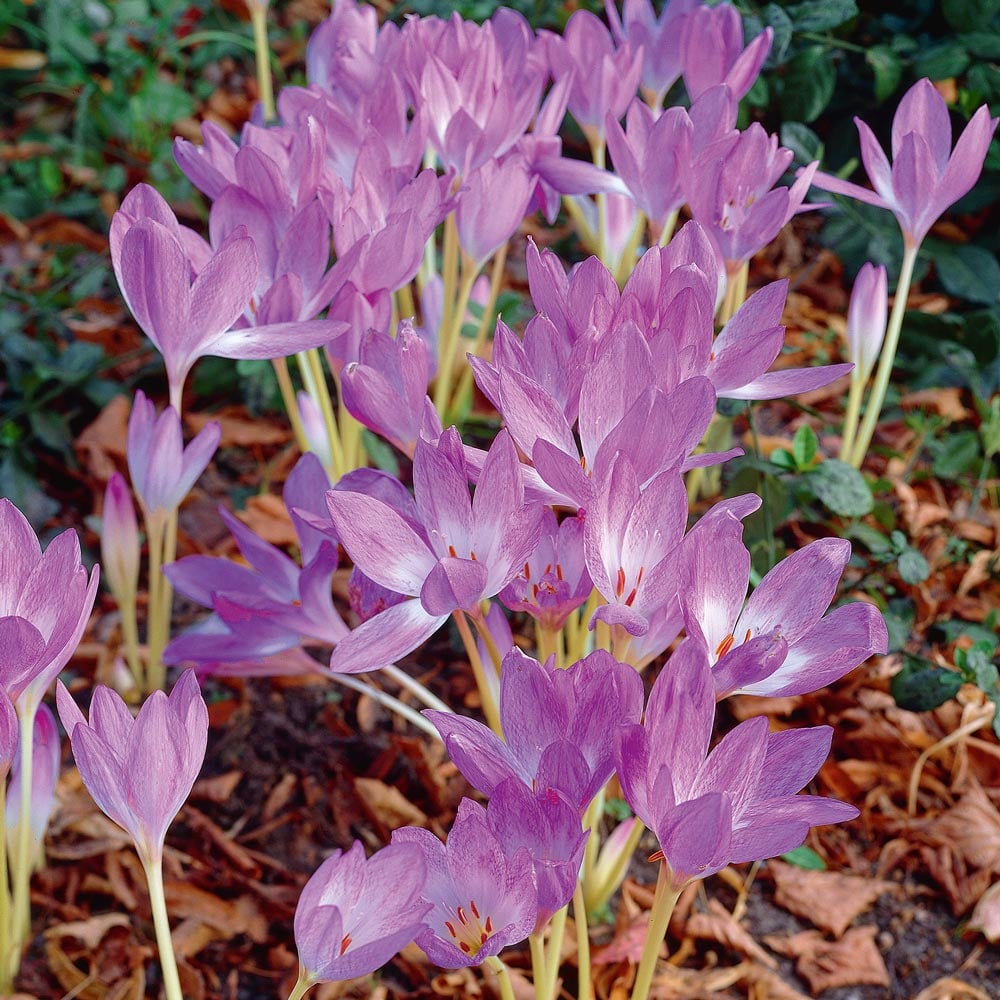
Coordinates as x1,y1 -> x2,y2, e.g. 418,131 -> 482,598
770,860 -> 893,937
354,777 -> 429,831
685,898 -> 777,968
928,782 -> 1000,872
913,977 -> 994,1000
187,409 -> 290,447
764,925 -> 890,992
43,913 -> 131,949
968,880 -> 1000,942
191,770 -> 243,803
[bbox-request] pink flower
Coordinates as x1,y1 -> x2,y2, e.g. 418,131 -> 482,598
0,499 -> 99,719
57,670 -> 208,864
810,78 -> 998,249
294,841 -> 430,985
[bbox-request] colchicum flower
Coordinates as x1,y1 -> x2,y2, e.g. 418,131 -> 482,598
56,669 -> 208,865
617,640 -> 859,891
810,78 -> 998,249
0,499 -> 99,719
292,841 -> 430,990
392,797 -> 538,967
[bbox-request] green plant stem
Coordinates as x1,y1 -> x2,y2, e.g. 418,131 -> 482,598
432,212 -> 461,414
486,956 -> 516,1000
839,373 -> 866,463
142,852 -> 184,1000
718,261 -> 749,325
119,592 -> 145,693
285,969 -> 315,1000
437,264 -> 480,422
271,357 -> 310,454
333,368 -> 365,471
849,244 -> 919,468
529,932 -> 548,996
590,136 -> 609,268
146,507 -> 177,692
453,611 -> 502,734
542,903 -> 569,1000
249,2 -> 275,121
11,702 -> 37,960
629,864 -> 681,1000
451,243 -> 507,411
574,880 -> 593,1000
656,209 -> 680,248
562,196 -> 597,254
581,788 -> 605,888
0,775 -> 11,994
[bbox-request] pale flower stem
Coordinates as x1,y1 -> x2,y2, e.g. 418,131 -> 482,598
249,2 -> 275,121
839,374 -> 866,463
147,508 -> 177,693
10,702 -> 37,961
657,209 -> 680,248
630,864 -> 682,1000
541,903 -> 568,1000
0,777 -> 11,994
325,673 -> 442,739
485,956 -> 516,1000
561,195 -> 597,253
849,244 -> 919,468
529,932 -> 548,996
581,788 -> 604,888
432,211 -> 462,415
285,969 -> 315,1000
437,263 -> 481,423
396,281 -> 417,323
591,137 -> 609,269
574,880 -> 593,1000
142,853 -> 184,1000
120,592 -> 145,693
380,664 -> 451,714
451,243 -> 508,410
298,349 -> 346,479
271,357 -> 311,454
452,611 -> 502,735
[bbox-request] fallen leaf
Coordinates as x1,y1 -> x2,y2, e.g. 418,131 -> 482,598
74,394 -> 131,482
187,408 -> 291,447
43,913 -> 131,949
770,860 -> 894,937
591,916 -> 650,965
913,978 -> 993,1000
968,880 -> 1000,942
191,770 -> 243,803
684,897 -> 777,968
927,782 -> 1000,872
354,777 -> 429,831
164,881 -> 269,943
764,925 -> 890,992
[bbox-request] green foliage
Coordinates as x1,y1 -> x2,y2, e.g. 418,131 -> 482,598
780,845 -> 827,870
891,654 -> 964,711
807,459 -> 874,517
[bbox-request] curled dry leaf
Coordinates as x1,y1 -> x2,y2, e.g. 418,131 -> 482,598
968,880 -> 1000,942
770,860 -> 895,938
764,925 -> 890,993
913,976 -> 994,1000
684,897 -> 777,967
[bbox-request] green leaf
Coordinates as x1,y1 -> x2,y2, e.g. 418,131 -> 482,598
604,798 -> 633,821
931,242 -> 1000,305
866,45 -> 903,102
943,0 -> 1000,31
847,521 -> 893,554
361,430 -> 400,477
793,425 -> 818,469
808,460 -> 874,517
891,656 -> 963,712
785,0 -> 858,31
780,845 -> 828,870
960,32 -> 1000,60
913,40 -> 970,82
762,4 -> 794,64
770,449 -> 797,472
782,46 -> 836,123
884,598 -> 915,653
897,547 -> 930,584
929,429 -> 981,480
961,641 -> 1000,691
780,121 -> 823,164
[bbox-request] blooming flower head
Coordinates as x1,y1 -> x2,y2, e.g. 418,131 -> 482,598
617,640 -> 859,891
56,669 -> 208,865
294,840 -> 430,985
810,78 -> 998,249
392,797 -> 538,967
426,646 -> 644,813
0,499 -> 99,718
